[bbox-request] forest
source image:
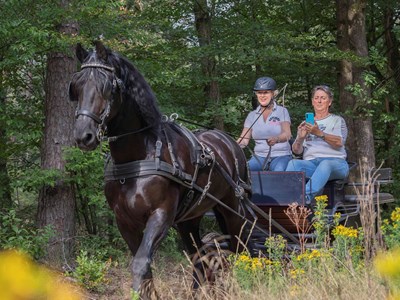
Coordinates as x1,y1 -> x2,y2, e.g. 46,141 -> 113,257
1,0 -> 400,299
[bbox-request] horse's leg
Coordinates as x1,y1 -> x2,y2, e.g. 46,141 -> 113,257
213,208 -> 228,235
176,217 -> 202,255
215,198 -> 254,255
130,207 -> 172,299
176,217 -> 207,288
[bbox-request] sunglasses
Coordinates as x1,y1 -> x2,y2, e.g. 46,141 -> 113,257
313,85 -> 333,99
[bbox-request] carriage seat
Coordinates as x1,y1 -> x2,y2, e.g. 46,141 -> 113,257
344,167 -> 394,204
321,161 -> 357,208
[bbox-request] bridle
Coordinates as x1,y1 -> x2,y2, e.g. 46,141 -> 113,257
74,62 -> 155,142
74,62 -> 124,141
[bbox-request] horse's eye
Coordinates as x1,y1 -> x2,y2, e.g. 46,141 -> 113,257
68,82 -> 78,102
102,80 -> 113,97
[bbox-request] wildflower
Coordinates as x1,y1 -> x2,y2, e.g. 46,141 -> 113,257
308,249 -> 321,259
234,253 -> 272,272
332,225 -> 358,238
391,208 -> 400,223
238,254 -> 251,263
289,268 -> 305,279
296,249 -> 326,262
315,195 -> 328,203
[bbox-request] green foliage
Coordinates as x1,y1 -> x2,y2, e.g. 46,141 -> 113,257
311,195 -> 330,246
331,225 -> 364,267
157,228 -> 184,262
264,235 -> 287,262
71,250 -> 111,293
229,200 -> 388,294
229,252 -> 277,291
65,145 -> 131,262
76,233 -> 128,264
1,3 -> 400,297
381,207 -> 400,249
0,209 -> 55,260
130,289 -> 140,300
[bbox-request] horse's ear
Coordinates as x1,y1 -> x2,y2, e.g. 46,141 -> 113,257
76,43 -> 88,63
94,41 -> 108,61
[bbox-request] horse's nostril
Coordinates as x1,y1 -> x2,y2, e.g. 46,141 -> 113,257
84,132 -> 94,144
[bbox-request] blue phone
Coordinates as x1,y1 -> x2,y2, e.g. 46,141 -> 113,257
305,112 -> 314,124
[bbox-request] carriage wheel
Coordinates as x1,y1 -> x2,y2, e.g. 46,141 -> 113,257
201,232 -> 231,249
187,233 -> 233,287
191,248 -> 233,287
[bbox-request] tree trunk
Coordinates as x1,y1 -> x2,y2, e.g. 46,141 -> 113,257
0,92 -> 12,212
194,0 -> 223,130
383,7 -> 400,166
37,20 -> 79,268
337,0 -> 375,175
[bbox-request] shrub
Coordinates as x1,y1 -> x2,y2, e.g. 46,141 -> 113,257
381,207 -> 400,249
71,250 -> 111,293
0,209 -> 54,259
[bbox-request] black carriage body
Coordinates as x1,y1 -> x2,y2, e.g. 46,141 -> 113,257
251,171 -> 306,206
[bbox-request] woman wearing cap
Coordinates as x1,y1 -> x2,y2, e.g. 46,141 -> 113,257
286,85 -> 349,204
237,76 -> 292,171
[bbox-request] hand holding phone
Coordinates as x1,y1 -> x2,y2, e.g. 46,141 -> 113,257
305,112 -> 314,124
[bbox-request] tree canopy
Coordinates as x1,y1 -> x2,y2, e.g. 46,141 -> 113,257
1,0 -> 400,265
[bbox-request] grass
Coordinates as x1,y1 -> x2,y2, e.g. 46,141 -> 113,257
2,168 -> 399,300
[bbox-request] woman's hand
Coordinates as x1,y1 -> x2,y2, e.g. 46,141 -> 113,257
267,136 -> 279,146
297,121 -> 308,139
303,121 -> 324,137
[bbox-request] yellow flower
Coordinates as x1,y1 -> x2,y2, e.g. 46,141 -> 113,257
0,250 -> 81,300
391,208 -> 400,223
315,195 -> 328,203
289,268 -> 305,279
308,249 -> 321,259
332,225 -> 358,238
238,254 -> 250,262
234,254 -> 272,272
374,249 -> 400,279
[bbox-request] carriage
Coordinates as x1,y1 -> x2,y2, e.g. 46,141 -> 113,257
244,167 -> 394,249
69,41 -> 395,299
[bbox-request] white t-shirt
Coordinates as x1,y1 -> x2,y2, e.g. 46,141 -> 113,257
244,103 -> 291,157
303,114 -> 347,160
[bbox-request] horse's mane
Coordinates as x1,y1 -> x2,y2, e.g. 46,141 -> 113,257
110,53 -> 162,128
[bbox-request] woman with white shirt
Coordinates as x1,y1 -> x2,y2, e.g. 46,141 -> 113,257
237,77 -> 292,171
286,85 -> 349,204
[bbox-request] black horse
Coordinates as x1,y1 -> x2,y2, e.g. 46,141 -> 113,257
69,41 -> 254,299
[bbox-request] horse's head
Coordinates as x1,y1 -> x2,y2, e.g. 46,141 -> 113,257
69,41 -> 123,151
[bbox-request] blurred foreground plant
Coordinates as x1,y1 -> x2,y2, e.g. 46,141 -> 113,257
374,247 -> 400,299
0,250 -> 81,300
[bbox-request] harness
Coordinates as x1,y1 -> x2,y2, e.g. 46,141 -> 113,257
74,62 -> 298,244
104,119 -> 238,223
103,118 -> 299,244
